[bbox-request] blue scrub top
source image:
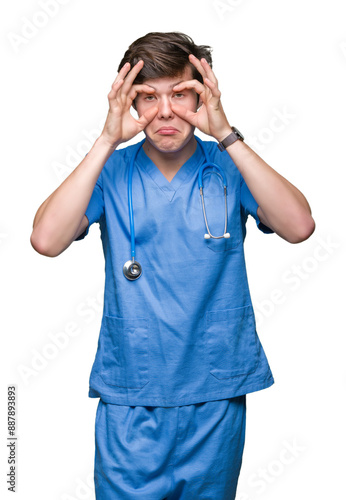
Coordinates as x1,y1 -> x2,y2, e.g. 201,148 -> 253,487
76,137 -> 275,406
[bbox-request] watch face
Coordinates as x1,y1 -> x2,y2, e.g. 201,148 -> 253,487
232,126 -> 244,140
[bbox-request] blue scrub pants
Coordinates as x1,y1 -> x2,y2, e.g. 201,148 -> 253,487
94,396 -> 246,499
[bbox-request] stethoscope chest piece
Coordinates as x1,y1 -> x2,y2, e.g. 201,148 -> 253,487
123,259 -> 142,281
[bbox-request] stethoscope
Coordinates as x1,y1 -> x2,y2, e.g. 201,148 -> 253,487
123,135 -> 230,280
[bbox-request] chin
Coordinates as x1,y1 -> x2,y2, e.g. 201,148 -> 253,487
158,139 -> 185,153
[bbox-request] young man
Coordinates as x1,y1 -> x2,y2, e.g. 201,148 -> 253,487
31,32 -> 315,500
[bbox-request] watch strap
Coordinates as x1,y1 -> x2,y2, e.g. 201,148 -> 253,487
217,127 -> 244,152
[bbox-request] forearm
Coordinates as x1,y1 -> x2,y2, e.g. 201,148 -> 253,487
31,135 -> 117,256
173,55 -> 315,243
223,136 -> 315,243
33,192 -> 54,228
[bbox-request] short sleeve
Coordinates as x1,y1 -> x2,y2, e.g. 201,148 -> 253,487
75,172 -> 104,241
240,177 -> 274,234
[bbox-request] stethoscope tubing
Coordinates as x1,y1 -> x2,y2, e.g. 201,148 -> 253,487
124,135 -> 229,280
128,139 -> 146,260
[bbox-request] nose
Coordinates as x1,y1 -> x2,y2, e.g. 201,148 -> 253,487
157,96 -> 174,119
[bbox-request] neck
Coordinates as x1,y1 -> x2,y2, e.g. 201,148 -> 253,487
143,135 -> 197,182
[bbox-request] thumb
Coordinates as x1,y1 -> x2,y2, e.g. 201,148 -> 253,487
171,104 -> 196,125
137,106 -> 158,128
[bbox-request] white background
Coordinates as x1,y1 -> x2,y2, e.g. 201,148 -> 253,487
1,0 -> 345,498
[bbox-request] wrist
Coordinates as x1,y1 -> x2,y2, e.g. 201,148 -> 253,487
217,126 -> 245,152
215,127 -> 233,143
98,134 -> 122,151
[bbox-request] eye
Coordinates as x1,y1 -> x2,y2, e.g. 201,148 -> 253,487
144,95 -> 156,101
174,93 -> 185,98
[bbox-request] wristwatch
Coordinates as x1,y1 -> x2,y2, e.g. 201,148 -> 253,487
217,127 -> 244,151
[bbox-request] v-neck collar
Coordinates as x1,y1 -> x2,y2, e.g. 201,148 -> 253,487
135,138 -> 204,202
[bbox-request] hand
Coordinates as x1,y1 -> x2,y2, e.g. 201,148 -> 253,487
171,54 -> 232,142
101,61 -> 158,148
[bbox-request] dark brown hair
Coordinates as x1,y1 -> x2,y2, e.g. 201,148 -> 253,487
118,32 -> 213,85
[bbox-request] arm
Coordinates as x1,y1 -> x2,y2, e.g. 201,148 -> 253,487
31,60 -> 158,257
31,136 -> 115,257
218,135 -> 315,243
171,55 -> 315,243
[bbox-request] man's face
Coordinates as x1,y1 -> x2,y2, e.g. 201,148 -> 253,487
134,66 -> 199,153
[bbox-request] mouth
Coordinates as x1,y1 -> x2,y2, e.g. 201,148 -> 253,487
156,127 -> 179,135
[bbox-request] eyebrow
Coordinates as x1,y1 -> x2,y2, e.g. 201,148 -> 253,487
147,80 -> 184,91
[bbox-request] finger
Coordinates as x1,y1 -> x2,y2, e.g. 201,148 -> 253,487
200,58 -> 218,85
203,78 -> 221,99
108,61 -> 133,101
128,84 -> 155,102
121,60 -> 144,94
189,54 -> 218,85
107,78 -> 125,102
111,63 -> 131,99
188,54 -> 208,80
172,79 -> 206,96
112,62 -> 131,85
